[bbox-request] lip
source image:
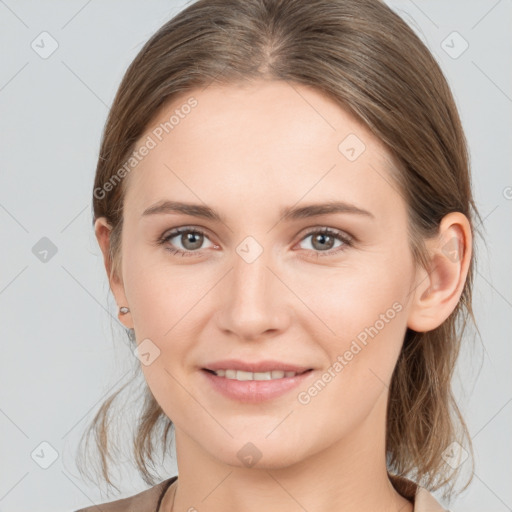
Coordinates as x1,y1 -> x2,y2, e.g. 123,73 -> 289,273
202,359 -> 313,374
200,367 -> 315,403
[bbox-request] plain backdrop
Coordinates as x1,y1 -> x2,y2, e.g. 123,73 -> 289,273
0,1 -> 511,511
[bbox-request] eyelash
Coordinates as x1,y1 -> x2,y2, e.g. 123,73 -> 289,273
157,226 -> 353,258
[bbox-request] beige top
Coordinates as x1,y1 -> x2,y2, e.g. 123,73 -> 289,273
74,474 -> 448,512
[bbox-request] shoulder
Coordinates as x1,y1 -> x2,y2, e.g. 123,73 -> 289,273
73,476 -> 177,512
75,474 -> 448,512
388,473 -> 449,512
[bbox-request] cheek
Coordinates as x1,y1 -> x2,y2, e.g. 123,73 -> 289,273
306,257 -> 409,335
311,255 -> 411,384
295,291 -> 408,434
122,242 -> 201,330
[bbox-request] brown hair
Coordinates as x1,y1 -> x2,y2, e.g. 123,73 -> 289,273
79,0 -> 482,501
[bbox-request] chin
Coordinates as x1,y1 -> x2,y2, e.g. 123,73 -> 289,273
210,437 -> 308,471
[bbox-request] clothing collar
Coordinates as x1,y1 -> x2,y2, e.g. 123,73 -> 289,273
388,473 -> 448,511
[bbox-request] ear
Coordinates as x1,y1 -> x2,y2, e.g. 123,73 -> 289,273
407,212 -> 472,333
94,217 -> 134,329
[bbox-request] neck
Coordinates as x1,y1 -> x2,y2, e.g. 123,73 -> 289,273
164,392 -> 414,512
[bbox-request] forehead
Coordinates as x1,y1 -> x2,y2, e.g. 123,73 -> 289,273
124,80 -> 405,224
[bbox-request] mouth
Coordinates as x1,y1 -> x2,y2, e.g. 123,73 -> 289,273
202,368 -> 313,381
200,367 -> 315,403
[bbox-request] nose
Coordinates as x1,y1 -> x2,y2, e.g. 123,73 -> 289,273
214,242 -> 291,341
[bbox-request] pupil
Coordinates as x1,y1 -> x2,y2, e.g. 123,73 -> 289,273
184,232 -> 202,249
314,233 -> 333,250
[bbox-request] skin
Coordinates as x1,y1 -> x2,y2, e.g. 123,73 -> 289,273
95,79 -> 472,512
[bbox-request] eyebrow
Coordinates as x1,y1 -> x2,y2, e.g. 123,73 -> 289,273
141,200 -> 375,222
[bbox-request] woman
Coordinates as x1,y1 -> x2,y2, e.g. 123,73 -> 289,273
76,0 -> 480,510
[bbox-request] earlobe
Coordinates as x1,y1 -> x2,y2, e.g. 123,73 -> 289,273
407,212 -> 472,333
94,217 -> 133,329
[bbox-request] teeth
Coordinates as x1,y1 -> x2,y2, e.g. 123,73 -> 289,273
212,369 -> 300,380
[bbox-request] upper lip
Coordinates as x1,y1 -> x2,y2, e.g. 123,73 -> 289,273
203,359 -> 312,374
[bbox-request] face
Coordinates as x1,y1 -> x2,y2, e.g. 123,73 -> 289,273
105,80 -> 420,469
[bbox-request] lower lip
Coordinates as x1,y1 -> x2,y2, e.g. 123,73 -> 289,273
201,369 -> 314,403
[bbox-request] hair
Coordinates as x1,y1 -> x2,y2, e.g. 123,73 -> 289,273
79,0 -> 483,502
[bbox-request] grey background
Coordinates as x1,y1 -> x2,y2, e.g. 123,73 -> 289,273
0,1 -> 511,511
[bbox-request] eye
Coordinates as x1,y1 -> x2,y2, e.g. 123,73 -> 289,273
296,227 -> 352,256
157,226 -> 215,257
157,226 -> 352,258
